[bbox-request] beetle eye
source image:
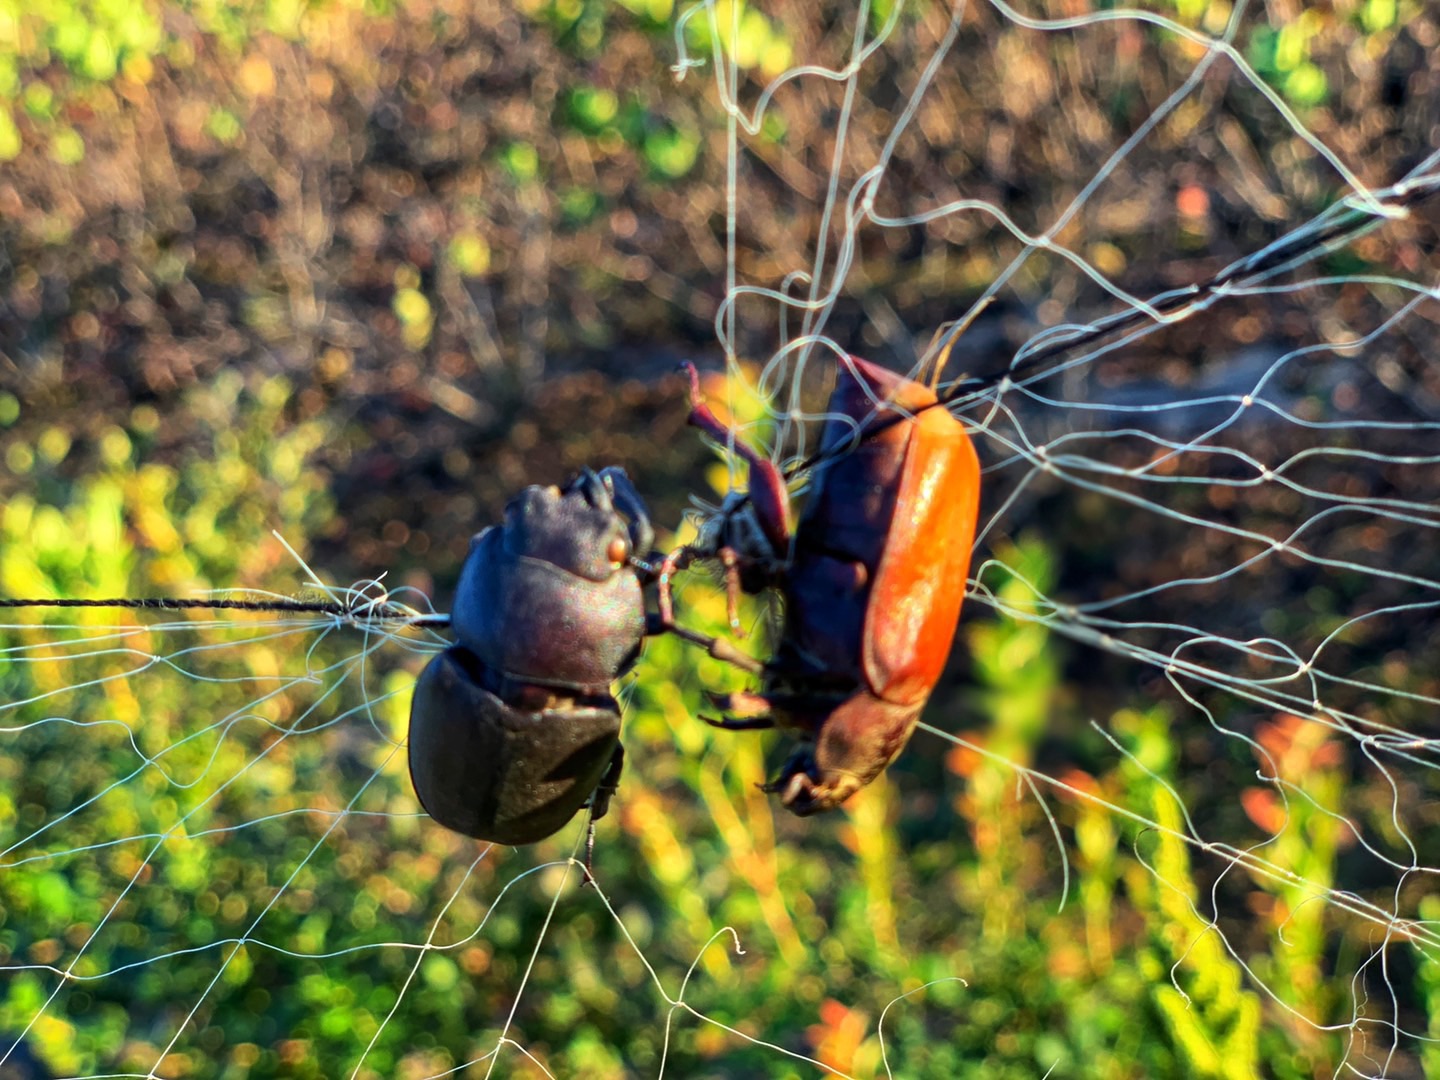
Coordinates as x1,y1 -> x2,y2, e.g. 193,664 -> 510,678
606,536 -> 629,566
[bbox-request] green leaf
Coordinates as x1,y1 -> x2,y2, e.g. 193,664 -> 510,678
1361,0 -> 1396,32
48,126 -> 85,165
446,232 -> 491,277
23,81 -> 55,119
501,140 -> 540,182
567,85 -> 619,134
643,124 -> 699,179
206,107 -> 242,144
81,28 -> 117,81
392,287 -> 431,326
1284,63 -> 1327,107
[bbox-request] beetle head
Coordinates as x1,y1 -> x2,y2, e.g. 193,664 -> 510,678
505,468 -> 645,584
450,467 -> 651,694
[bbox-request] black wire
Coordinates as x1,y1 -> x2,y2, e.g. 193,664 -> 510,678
0,596 -> 447,623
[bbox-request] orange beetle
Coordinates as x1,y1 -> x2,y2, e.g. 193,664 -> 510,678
681,356 -> 981,814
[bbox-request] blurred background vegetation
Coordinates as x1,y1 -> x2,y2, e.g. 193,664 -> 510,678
1,0 -> 1438,1077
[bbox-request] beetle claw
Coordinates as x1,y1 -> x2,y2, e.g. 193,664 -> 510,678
758,773 -> 815,815
779,773 -> 824,815
701,711 -> 775,731
719,689 -> 774,717
580,744 -> 623,888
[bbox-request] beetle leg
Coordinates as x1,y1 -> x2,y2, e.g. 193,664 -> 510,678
768,771 -> 823,815
762,745 -> 826,815
700,713 -> 776,731
717,546 -> 745,635
652,539 -> 746,637
710,688 -> 775,716
654,543 -> 699,628
647,546 -> 766,676
588,742 -> 625,824
681,362 -> 793,555
700,689 -> 775,728
582,743 -> 625,885
646,613 -> 766,675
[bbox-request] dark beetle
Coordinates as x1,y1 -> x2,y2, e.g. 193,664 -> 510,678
674,357 -> 981,815
408,467 -> 652,846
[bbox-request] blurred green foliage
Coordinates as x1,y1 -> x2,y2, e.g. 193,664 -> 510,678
681,0 -> 793,77
1160,0 -> 1413,109
0,414 -> 1413,1075
0,0 -> 1435,1076
0,0 -> 160,161
1246,12 -> 1332,110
